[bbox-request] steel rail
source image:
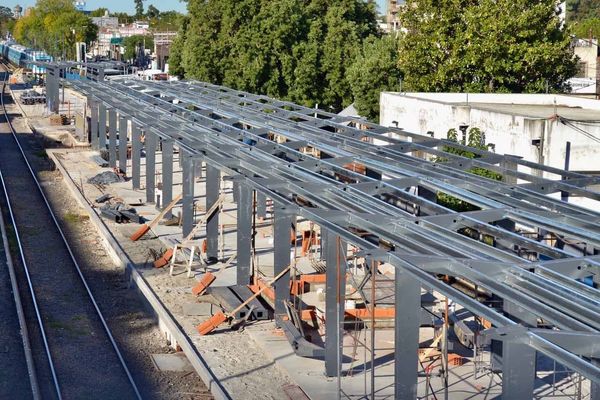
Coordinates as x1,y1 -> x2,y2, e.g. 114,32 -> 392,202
0,64 -> 142,400
0,62 -> 42,400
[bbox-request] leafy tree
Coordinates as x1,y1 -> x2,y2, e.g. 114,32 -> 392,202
147,4 -> 160,19
112,12 -> 135,25
12,0 -> 97,59
122,34 -> 153,61
177,0 -> 378,112
436,127 -> 501,211
134,0 -> 145,19
90,7 -> 109,17
398,0 -> 578,93
348,34 -> 403,121
571,17 -> 600,37
149,10 -> 182,31
0,6 -> 13,37
168,16 -> 188,77
567,0 -> 600,22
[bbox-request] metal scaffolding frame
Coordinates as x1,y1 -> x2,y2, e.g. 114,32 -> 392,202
40,63 -> 600,398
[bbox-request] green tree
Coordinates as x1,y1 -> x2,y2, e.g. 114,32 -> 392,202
168,16 -> 188,77
398,0 -> 578,93
348,34 -> 403,121
12,0 -> 97,59
571,17 -> 600,38
0,6 -> 13,37
90,7 -> 109,17
134,0 -> 145,19
147,4 -> 160,19
122,34 -> 153,61
177,0 -> 378,111
567,0 -> 600,22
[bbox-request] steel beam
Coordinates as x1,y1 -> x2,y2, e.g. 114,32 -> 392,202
502,341 -> 536,399
273,206 -> 293,317
181,151 -> 195,237
257,193 -> 267,219
108,109 -> 117,168
162,139 -> 174,219
324,229 -> 346,377
206,164 -> 220,262
145,130 -> 156,203
236,182 -> 252,284
131,122 -> 141,189
118,115 -> 128,175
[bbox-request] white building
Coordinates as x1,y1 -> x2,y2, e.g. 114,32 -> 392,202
380,92 -> 600,208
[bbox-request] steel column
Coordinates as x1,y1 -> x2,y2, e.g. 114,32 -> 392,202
236,183 -> 252,284
502,341 -> 536,399
89,99 -> 98,148
162,139 -> 174,219
118,115 -> 128,174
98,103 -> 107,150
206,164 -> 220,262
131,122 -> 141,189
181,152 -> 195,237
145,130 -> 156,203
394,269 -> 420,399
108,109 -> 117,168
273,206 -> 293,317
324,229 -> 346,377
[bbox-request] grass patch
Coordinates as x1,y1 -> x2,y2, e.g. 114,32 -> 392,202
64,212 -> 89,224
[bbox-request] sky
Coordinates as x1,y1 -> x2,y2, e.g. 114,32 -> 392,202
5,0 -> 387,15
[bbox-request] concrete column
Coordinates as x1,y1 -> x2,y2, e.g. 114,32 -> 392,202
131,122 -> 141,189
206,164 -> 220,262
257,193 -> 267,219
394,268 -> 420,399
273,206 -> 293,317
181,153 -> 195,237
145,131 -> 156,203
501,156 -> 519,185
98,104 -> 107,150
324,229 -> 346,377
108,109 -> 117,168
89,100 -> 98,149
162,139 -> 174,219
236,183 -> 252,285
118,115 -> 128,175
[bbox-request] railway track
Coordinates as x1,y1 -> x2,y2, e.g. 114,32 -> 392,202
0,61 -> 142,399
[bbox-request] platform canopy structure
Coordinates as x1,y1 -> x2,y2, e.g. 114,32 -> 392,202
41,61 -> 600,399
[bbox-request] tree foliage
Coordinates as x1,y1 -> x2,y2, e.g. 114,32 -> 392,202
0,6 -> 14,37
436,127 -> 502,211
90,7 -> 108,17
146,5 -> 160,19
134,0 -> 145,19
398,0 -> 578,93
347,34 -> 403,121
571,17 -> 600,38
567,0 -> 600,22
174,0 -> 378,111
12,0 -> 97,60
122,34 -> 153,61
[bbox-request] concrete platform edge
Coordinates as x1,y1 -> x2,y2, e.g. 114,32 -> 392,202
47,149 -> 231,400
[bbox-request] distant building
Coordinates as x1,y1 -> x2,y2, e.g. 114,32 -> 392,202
12,5 -> 22,19
91,11 -> 119,29
569,38 -> 599,96
91,20 -> 150,60
153,31 -> 178,72
386,0 -> 405,32
380,92 -> 600,210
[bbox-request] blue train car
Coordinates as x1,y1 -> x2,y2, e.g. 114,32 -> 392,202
0,40 -> 52,74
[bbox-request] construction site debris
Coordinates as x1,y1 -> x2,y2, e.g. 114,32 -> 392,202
95,194 -> 111,203
92,155 -> 109,167
20,90 -> 46,105
99,202 -> 142,224
49,114 -> 69,126
87,171 -> 125,185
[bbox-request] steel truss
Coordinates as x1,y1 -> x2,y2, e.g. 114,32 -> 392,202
39,63 -> 600,398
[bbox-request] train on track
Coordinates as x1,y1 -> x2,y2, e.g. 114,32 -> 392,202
0,40 -> 52,74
